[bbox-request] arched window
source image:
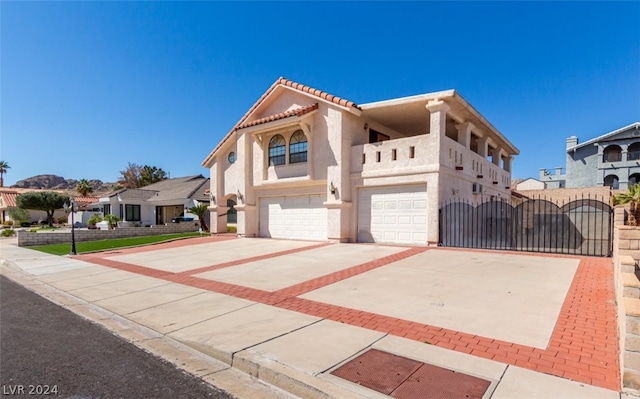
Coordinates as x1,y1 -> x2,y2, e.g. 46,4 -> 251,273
630,173 -> 640,186
604,174 -> 619,189
289,130 -> 308,164
603,145 -> 622,163
269,135 -> 286,166
629,143 -> 640,161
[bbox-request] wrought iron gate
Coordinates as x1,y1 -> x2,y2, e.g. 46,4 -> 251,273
439,196 -> 613,257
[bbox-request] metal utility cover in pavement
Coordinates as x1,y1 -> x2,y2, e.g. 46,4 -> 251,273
331,349 -> 491,399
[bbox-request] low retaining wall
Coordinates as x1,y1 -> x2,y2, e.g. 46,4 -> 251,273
17,222 -> 202,247
614,206 -> 640,393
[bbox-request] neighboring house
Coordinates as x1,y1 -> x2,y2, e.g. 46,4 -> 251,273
93,175 -> 210,226
541,122 -> 640,189
202,77 -> 519,246
0,187 -> 98,224
516,178 -> 546,191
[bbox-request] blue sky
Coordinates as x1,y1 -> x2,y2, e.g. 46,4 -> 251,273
2,1 -> 638,186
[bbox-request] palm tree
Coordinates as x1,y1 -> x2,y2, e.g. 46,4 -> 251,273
187,203 -> 209,232
76,179 -> 93,197
0,160 -> 10,187
614,183 -> 640,226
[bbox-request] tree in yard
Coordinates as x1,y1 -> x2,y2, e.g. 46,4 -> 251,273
0,160 -> 10,187
76,179 -> 93,197
118,163 -> 167,188
7,207 -> 30,225
139,165 -> 167,187
118,162 -> 142,189
614,183 -> 640,226
187,203 -> 209,232
16,191 -> 70,228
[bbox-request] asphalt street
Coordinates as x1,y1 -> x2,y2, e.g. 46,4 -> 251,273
0,275 -> 235,399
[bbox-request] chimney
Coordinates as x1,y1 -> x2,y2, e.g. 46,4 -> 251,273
566,136 -> 578,150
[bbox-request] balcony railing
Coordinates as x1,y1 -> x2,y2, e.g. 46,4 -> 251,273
603,153 -> 622,162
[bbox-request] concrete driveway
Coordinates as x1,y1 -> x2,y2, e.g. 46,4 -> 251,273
0,236 -> 620,398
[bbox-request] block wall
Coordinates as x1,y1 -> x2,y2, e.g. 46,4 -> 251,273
17,222 -> 202,247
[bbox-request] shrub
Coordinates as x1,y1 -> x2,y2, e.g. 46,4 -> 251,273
57,215 -> 68,224
21,221 -> 31,227
3,220 -> 13,227
227,225 -> 237,233
103,214 -> 120,229
1,229 -> 16,237
87,214 -> 103,226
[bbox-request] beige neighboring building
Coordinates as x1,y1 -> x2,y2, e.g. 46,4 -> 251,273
516,178 -> 546,191
202,78 -> 519,246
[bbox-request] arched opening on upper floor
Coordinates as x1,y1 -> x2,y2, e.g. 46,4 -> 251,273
629,173 -> 640,186
603,145 -> 622,163
628,142 -> 640,161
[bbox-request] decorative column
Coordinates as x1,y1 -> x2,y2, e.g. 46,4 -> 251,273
425,99 -> 450,246
491,147 -> 502,166
455,121 -> 474,149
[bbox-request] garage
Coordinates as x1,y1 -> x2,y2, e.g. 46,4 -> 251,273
357,185 -> 428,245
259,195 -> 328,240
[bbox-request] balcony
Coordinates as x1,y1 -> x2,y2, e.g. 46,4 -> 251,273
351,134 -> 511,190
350,135 -> 437,177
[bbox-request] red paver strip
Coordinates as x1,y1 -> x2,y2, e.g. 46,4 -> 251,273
163,274 -> 274,303
272,247 -> 428,298
76,256 -> 175,279
173,242 -> 333,277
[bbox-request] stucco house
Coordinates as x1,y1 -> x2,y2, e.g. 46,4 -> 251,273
93,175 -> 210,227
541,122 -> 640,189
202,78 -> 519,246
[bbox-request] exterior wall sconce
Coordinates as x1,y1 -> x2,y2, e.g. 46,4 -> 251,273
209,192 -> 215,204
237,190 -> 244,202
364,123 -> 368,130
330,181 -> 336,194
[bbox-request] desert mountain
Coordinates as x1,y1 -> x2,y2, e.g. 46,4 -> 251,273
11,174 -> 117,196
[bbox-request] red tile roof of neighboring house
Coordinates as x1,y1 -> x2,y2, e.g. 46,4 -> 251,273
1,192 -> 18,207
237,103 -> 318,129
203,77 -> 360,167
0,191 -> 99,209
73,196 -> 99,207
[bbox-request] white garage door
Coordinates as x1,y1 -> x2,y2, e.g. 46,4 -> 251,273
358,185 -> 428,245
259,195 -> 327,240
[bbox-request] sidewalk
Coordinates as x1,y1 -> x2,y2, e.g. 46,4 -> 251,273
0,236 -> 629,398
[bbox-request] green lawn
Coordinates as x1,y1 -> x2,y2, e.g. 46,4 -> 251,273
30,232 -> 204,255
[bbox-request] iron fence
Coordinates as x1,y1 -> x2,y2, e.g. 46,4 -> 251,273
439,195 -> 612,257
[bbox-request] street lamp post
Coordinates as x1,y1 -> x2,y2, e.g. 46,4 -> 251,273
63,199 -> 78,255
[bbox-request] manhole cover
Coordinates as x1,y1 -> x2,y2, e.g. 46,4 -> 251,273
332,349 -> 490,399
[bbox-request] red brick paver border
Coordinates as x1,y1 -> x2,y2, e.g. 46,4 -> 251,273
76,242 -> 620,391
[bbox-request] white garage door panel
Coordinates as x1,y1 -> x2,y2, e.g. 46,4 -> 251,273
358,185 -> 428,245
259,195 -> 327,241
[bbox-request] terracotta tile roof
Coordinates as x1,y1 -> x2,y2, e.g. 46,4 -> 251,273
203,77 -> 360,166
72,196 -> 100,207
277,78 -> 359,109
1,192 -> 18,207
238,103 -> 318,129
